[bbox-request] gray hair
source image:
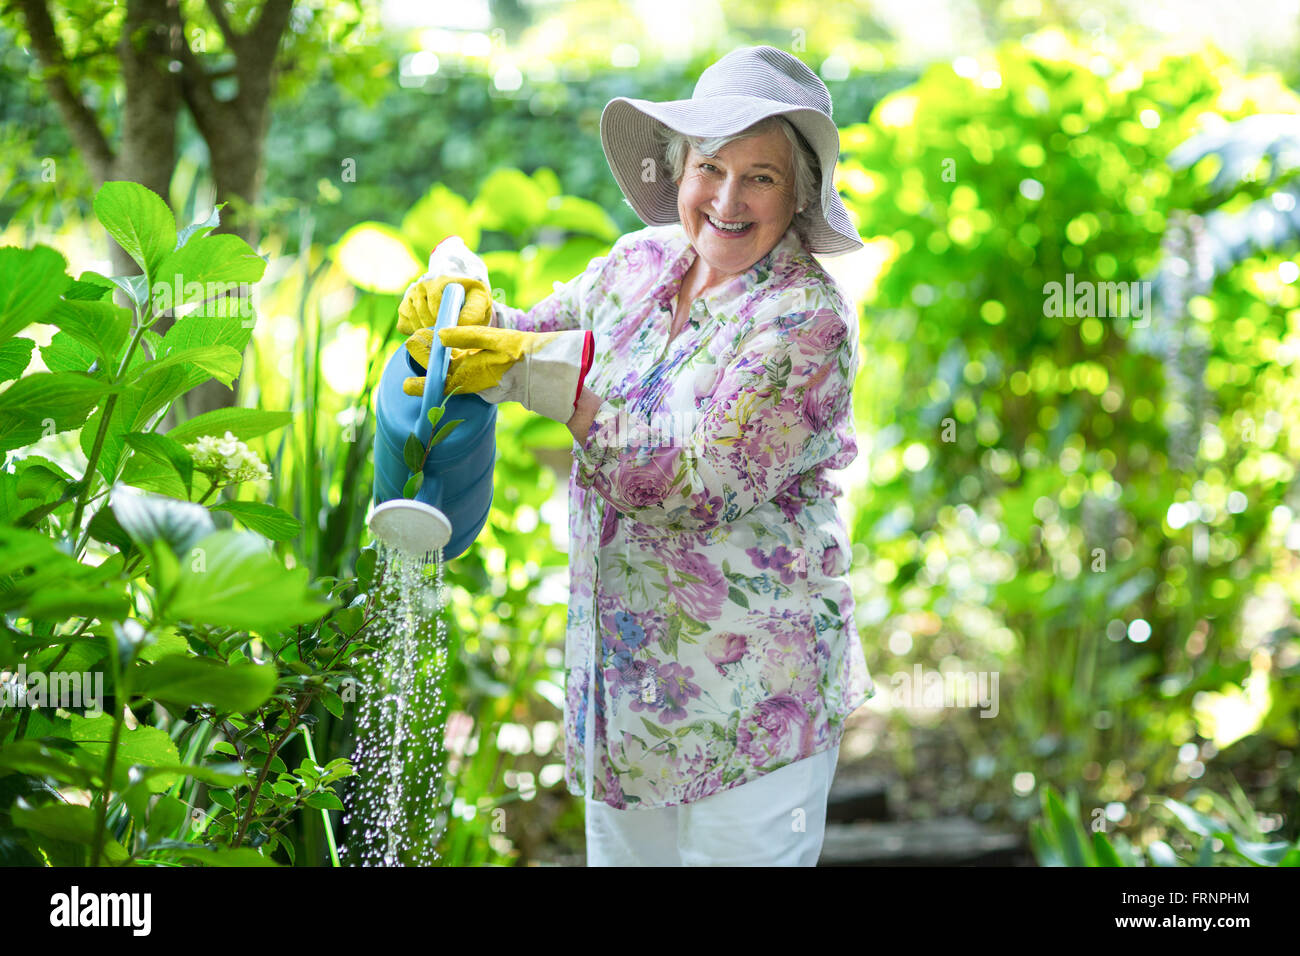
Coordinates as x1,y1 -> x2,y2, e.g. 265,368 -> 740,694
656,115 -> 820,235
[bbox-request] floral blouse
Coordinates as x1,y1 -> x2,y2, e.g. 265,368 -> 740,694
491,222 -> 875,810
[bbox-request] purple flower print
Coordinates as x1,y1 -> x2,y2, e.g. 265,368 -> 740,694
608,445 -> 678,509
601,761 -> 625,806
705,632 -> 748,675
761,647 -> 820,698
803,311 -> 847,353
800,359 -> 842,434
688,493 -> 723,525
666,548 -> 728,622
745,544 -> 802,585
607,658 -> 658,705
655,661 -> 701,724
737,409 -> 799,471
736,694 -> 811,767
682,765 -> 728,803
599,504 -> 619,547
625,240 -> 666,281
772,482 -> 804,523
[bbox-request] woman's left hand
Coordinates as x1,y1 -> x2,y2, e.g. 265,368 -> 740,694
433,324 -> 595,424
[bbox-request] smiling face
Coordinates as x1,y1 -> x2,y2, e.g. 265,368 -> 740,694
675,125 -> 799,287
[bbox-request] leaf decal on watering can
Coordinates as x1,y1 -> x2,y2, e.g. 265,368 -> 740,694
430,419 -> 464,447
403,432 -> 424,472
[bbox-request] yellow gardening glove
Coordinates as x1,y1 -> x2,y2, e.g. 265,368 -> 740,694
433,325 -> 595,423
401,327 -> 440,397
398,238 -> 498,395
396,274 -> 493,336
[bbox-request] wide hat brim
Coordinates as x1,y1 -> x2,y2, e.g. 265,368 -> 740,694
600,94 -> 864,256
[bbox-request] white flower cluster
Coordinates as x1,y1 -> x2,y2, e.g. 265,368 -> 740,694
185,431 -> 272,484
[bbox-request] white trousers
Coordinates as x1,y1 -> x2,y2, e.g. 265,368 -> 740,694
584,745 -> 840,866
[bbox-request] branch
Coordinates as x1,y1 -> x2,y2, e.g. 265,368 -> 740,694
14,0 -> 115,181
203,0 -> 241,52
244,0 -> 293,80
166,0 -> 226,136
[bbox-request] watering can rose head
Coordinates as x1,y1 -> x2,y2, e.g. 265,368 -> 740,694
185,431 -> 272,483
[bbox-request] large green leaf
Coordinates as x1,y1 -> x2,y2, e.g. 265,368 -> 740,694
130,344 -> 242,389
39,328 -> 99,374
122,432 -> 194,498
175,202 -> 225,249
165,407 -> 293,446
165,846 -> 281,866
133,761 -> 245,787
0,244 -> 72,341
44,298 -> 132,368
0,526 -> 131,619
65,271 -> 117,301
10,803 -> 130,864
0,372 -> 120,452
539,196 -> 620,240
473,168 -> 548,237
133,654 -> 277,712
162,305 -> 254,356
0,740 -> 96,788
210,500 -> 303,541
401,183 -> 481,259
4,455 -> 75,521
93,181 -> 177,281
109,484 -> 215,555
163,529 -> 332,633
118,452 -> 191,500
151,233 -> 267,315
86,503 -> 134,552
70,713 -> 181,793
0,337 -> 34,383
23,584 -> 131,621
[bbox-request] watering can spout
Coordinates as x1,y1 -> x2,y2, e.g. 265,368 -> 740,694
367,278 -> 497,560
368,498 -> 453,557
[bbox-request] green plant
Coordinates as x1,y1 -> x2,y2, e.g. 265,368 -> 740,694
0,181 -> 385,866
1030,785 -> 1141,867
1029,783 -> 1300,867
840,35 -> 1300,837
402,385 -> 465,500
1153,790 -> 1300,867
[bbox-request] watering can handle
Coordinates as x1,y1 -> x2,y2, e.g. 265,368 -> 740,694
413,280 -> 466,447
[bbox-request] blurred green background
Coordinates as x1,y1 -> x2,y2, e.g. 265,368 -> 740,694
2,0 -> 1298,866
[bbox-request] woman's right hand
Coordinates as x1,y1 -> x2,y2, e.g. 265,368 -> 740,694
397,236 -> 494,335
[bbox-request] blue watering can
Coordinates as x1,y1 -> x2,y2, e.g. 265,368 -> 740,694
368,281 -> 497,560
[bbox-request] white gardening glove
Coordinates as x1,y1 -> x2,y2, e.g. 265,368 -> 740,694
435,325 -> 594,423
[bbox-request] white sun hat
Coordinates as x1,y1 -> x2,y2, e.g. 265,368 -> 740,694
599,45 -> 864,256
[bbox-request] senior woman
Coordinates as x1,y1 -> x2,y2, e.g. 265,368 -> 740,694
400,45 -> 875,866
